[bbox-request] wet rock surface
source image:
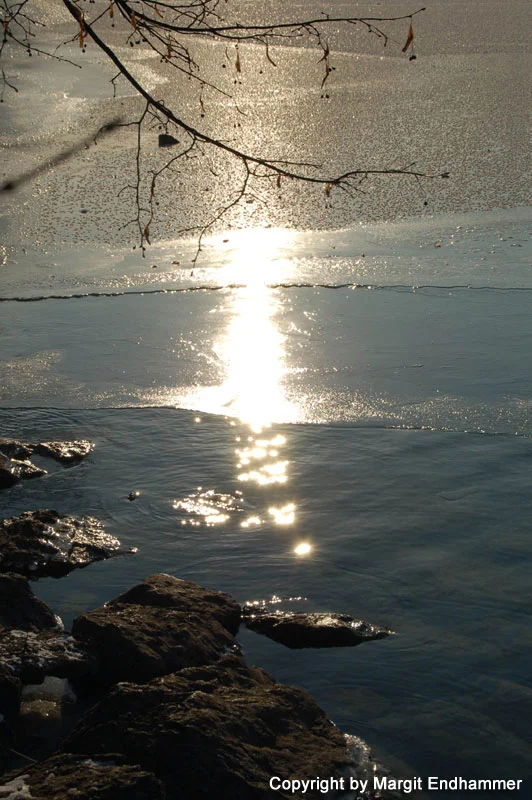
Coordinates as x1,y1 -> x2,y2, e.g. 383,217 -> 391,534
0,574 -> 61,633
33,440 -> 94,464
63,654 -> 351,800
72,602 -> 239,684
0,438 -> 93,465
0,510 -> 127,579
106,573 -> 241,635
0,440 -> 33,461
0,630 -> 95,685
0,452 -> 46,489
1,755 -> 164,800
0,439 -> 93,491
242,608 -> 392,649
0,573 -> 399,797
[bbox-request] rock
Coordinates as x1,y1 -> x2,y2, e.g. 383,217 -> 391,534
1,754 -> 164,800
0,665 -> 21,718
0,630 -> 96,685
0,510 -> 128,579
0,438 -> 93,465
0,440 -> 93,491
0,440 -> 33,460
63,655 -> 351,799
33,440 -> 94,464
242,608 -> 391,649
72,604 -> 239,685
0,452 -> 46,489
106,574 -> 241,635
0,574 -> 61,632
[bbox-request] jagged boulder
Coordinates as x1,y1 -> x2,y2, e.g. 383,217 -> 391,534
242,608 -> 391,649
106,573 -> 241,635
0,510 -> 128,579
72,605 -> 238,685
63,655 -> 351,800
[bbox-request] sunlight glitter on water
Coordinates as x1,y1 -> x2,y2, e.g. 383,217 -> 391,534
192,228 -> 301,432
172,488 -> 243,526
268,503 -> 296,525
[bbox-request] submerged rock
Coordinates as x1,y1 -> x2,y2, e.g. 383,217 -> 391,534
0,574 -> 61,633
0,452 -> 46,489
63,655 -> 350,800
0,510 -> 127,579
106,573 -> 241,635
242,608 -> 391,649
1,754 -> 164,800
0,630 -> 95,685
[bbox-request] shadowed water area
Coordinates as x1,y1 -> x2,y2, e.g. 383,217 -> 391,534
1,0 -> 532,796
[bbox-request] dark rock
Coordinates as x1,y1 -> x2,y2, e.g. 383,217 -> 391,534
72,603 -> 239,685
0,574 -> 61,632
0,510 -> 127,579
106,574 -> 241,635
0,440 -> 33,460
33,440 -> 94,463
242,608 -> 391,649
3,754 -> 164,800
0,630 -> 96,685
0,664 -> 21,718
0,452 -> 46,489
63,655 -> 351,799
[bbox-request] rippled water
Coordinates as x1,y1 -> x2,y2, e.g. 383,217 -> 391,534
1,209 -> 532,797
2,0 -> 532,792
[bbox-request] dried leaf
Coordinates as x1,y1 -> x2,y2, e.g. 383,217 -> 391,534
109,1 -> 114,19
235,48 -> 241,73
402,23 -> 414,53
276,174 -> 281,189
325,184 -> 331,197
144,224 -> 151,244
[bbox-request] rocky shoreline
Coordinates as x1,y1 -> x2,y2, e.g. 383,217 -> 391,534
0,439 -> 400,799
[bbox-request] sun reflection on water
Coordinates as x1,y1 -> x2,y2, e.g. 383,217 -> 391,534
205,228 -> 299,433
171,229 -> 305,546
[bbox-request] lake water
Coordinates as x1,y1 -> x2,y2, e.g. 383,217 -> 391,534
1,1 -> 532,796
2,211 -> 532,797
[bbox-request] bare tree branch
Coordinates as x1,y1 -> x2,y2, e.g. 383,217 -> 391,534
1,1 -> 441,260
